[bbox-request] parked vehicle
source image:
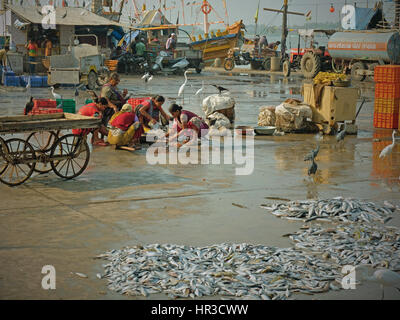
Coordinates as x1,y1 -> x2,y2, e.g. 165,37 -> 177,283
327,30 -> 400,81
152,51 -> 190,74
173,44 -> 204,73
48,34 -> 109,90
116,52 -> 150,75
285,29 -> 336,78
223,48 -> 251,71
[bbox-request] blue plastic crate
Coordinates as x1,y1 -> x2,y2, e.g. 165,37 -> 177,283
42,76 -> 48,87
4,75 -> 21,86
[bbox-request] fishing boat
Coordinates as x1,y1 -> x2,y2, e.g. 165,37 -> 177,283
190,19 -> 246,66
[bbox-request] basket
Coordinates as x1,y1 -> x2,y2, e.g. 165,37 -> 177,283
33,99 -> 57,109
128,97 -> 151,108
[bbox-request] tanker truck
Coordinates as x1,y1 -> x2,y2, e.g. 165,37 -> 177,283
326,30 -> 400,81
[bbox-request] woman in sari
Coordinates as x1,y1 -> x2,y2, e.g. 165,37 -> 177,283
133,95 -> 169,145
165,104 -> 209,147
107,104 -> 139,151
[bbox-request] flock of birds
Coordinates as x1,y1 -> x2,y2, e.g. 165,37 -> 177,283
305,124 -> 398,178
141,70 -> 229,98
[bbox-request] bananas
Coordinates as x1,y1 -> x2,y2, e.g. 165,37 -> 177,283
313,72 -> 347,85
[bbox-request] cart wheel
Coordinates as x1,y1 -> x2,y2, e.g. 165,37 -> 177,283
50,134 -> 90,180
263,58 -> 271,71
0,138 -> 36,186
223,58 -> 235,71
0,137 -> 9,175
27,131 -> 59,174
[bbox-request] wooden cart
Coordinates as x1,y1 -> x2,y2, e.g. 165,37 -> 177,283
0,113 -> 101,186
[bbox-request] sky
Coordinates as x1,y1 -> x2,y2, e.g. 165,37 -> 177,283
121,0 -> 379,26
31,0 -> 390,27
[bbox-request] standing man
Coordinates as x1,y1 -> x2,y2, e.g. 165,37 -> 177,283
44,37 -> 52,57
0,45 -> 9,85
25,39 -> 38,74
165,33 -> 177,53
135,38 -> 146,57
259,35 -> 268,54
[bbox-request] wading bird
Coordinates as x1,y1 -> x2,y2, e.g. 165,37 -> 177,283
195,81 -> 205,96
308,155 -> 318,176
142,72 -> 153,83
336,123 -> 347,142
212,84 -> 229,95
314,132 -> 323,142
304,144 -> 320,161
178,70 -> 189,97
379,130 -> 397,158
356,265 -> 400,300
51,86 -> 62,100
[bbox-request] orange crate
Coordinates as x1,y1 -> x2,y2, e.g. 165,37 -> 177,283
373,112 -> 399,129
128,97 -> 151,108
374,65 -> 400,83
375,83 -> 400,99
374,98 -> 400,114
33,99 -> 57,108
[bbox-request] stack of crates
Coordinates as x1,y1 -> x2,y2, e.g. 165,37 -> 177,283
373,65 -> 400,129
56,99 -> 76,113
28,99 -> 63,115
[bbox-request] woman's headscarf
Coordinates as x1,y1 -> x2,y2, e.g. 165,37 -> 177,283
121,103 -> 132,113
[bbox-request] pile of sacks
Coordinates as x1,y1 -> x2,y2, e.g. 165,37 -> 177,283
258,99 -> 317,133
202,94 -> 235,136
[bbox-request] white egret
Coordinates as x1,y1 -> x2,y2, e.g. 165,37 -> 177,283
51,86 -> 62,100
25,76 -> 31,90
379,130 -> 397,158
178,70 -> 189,97
356,265 -> 400,300
195,81 -> 205,96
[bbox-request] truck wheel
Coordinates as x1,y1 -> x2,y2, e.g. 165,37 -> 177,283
87,71 -> 97,90
282,60 -> 290,77
300,52 -> 321,78
263,58 -> 271,71
224,58 -> 235,71
367,63 -> 378,82
351,62 -> 366,81
195,67 -> 202,74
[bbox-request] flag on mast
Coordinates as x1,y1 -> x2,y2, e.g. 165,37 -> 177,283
254,0 -> 260,24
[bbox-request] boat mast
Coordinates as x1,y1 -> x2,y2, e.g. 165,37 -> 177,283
203,0 -> 210,33
131,0 -> 141,21
281,0 -> 288,60
222,0 -> 229,27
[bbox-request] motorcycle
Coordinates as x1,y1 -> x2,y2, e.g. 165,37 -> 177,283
223,48 -> 251,71
117,52 -> 150,75
151,51 -> 190,74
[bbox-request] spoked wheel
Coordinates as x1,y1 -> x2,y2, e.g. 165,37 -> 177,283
0,138 -> 36,186
27,131 -> 59,173
223,58 -> 235,71
0,137 -> 9,175
50,134 -> 90,180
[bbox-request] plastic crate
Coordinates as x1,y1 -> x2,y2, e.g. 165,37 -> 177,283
33,99 -> 57,109
128,97 -> 151,108
62,106 -> 76,113
374,98 -> 400,114
85,99 -> 93,104
29,108 -> 63,115
375,83 -> 400,99
374,65 -> 400,83
373,112 -> 399,129
4,75 -> 21,86
42,76 -> 48,87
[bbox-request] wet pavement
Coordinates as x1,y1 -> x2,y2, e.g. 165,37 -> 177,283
0,69 -> 399,300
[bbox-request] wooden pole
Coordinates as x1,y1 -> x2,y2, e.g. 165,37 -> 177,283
281,0 -> 288,60
263,7 -> 305,16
